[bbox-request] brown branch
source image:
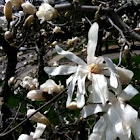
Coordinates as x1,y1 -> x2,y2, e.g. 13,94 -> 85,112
0,87 -> 67,137
55,3 -> 140,42
0,34 -> 18,102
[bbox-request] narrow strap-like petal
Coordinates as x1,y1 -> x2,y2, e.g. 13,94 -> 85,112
131,118 -> 140,140
119,84 -> 139,101
87,22 -> 99,65
55,45 -> 87,67
44,65 -> 77,76
81,104 -> 109,118
76,73 -> 87,108
104,57 -> 119,89
66,66 -> 81,106
116,67 -> 134,84
91,74 -> 109,105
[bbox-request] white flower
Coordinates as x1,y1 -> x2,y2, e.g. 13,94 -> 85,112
81,84 -> 140,140
36,3 -> 57,24
18,123 -> 46,140
20,76 -> 39,90
40,79 -> 64,94
44,22 -> 133,108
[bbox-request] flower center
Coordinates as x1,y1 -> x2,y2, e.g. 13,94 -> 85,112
89,63 -> 101,74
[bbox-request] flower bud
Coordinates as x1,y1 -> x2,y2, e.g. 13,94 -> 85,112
23,15 -> 34,29
9,0 -> 25,7
52,26 -> 64,34
27,109 -> 50,126
4,31 -> 13,40
4,1 -> 13,22
8,76 -> 15,86
27,90 -> 46,101
21,1 -> 36,15
66,101 -> 78,110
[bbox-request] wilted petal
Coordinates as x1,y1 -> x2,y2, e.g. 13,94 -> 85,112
131,118 -> 140,140
55,45 -> 87,67
119,84 -> 139,101
33,123 -> 46,139
116,67 -> 133,84
87,22 -> 99,64
44,65 -> 77,76
81,104 -> 108,118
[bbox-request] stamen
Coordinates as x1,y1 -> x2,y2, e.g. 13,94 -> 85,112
89,63 -> 101,74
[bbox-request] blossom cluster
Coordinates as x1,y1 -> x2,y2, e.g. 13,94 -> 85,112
44,22 -> 140,139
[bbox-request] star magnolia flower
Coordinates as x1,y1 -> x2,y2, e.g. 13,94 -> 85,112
44,22 -> 133,108
18,123 -> 46,140
36,3 -> 57,24
81,84 -> 140,140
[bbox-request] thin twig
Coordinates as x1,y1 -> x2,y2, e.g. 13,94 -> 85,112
0,87 -> 67,137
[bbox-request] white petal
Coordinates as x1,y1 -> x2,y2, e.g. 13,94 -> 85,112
105,126 -> 117,140
93,117 -> 106,133
76,73 -> 87,108
110,72 -> 118,89
104,57 -> 118,89
108,91 -> 117,103
131,118 -> 140,140
87,22 -> 99,64
44,65 -> 77,76
119,84 -> 139,101
33,123 -> 46,139
55,46 -> 87,67
92,74 -> 109,105
89,133 -> 104,140
18,134 -> 32,140
66,68 -> 80,106
107,107 -> 128,140
95,56 -> 104,64
104,57 -> 117,74
66,74 -> 74,86
116,67 -> 134,84
123,104 -> 138,126
81,104 -> 108,118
